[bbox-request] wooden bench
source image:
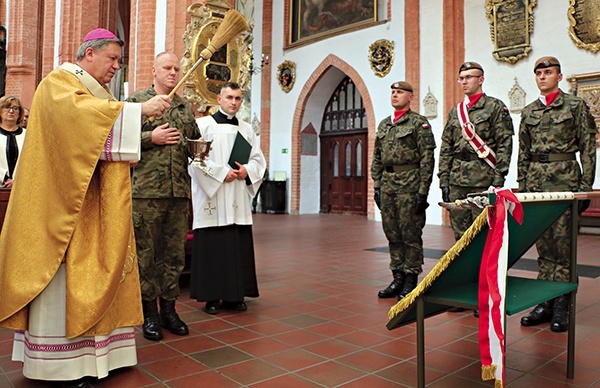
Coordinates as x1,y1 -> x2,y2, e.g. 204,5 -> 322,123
387,192 -> 581,388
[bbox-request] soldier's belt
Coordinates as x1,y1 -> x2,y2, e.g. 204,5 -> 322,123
531,153 -> 576,163
384,164 -> 419,173
457,151 -> 481,161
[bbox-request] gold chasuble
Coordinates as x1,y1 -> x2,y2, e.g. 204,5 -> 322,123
0,65 -> 143,338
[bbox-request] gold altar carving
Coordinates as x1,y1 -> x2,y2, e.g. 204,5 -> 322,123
568,0 -> 600,53
485,0 -> 537,64
567,71 -> 600,146
182,1 -> 252,111
368,39 -> 394,78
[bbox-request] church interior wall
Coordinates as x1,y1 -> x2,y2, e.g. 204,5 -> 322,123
418,0 -> 445,226
268,1 -> 407,217
3,1 -> 598,223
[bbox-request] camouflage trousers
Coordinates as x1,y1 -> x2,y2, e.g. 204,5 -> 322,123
535,209 -> 572,283
380,191 -> 425,274
448,185 -> 486,241
133,197 -> 189,301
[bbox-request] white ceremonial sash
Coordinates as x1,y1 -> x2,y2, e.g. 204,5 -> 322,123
59,63 -> 141,161
457,101 -> 497,169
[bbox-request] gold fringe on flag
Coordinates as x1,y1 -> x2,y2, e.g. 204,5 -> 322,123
481,364 -> 497,380
388,209 -> 489,320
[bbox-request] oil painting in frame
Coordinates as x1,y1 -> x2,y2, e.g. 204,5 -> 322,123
290,0 -> 377,45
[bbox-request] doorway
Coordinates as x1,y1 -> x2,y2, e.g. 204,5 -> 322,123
319,76 -> 368,215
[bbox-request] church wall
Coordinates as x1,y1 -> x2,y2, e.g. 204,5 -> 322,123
266,1 -> 408,216
419,1 -> 445,226
263,1 -> 600,222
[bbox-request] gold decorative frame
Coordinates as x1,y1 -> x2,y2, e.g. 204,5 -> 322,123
182,1 -> 252,112
566,71 -> 600,147
567,0 -> 600,53
485,0 -> 537,64
368,39 -> 394,78
288,0 -> 379,47
277,60 -> 296,93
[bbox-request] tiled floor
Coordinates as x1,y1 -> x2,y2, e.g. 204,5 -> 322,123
1,213 -> 599,387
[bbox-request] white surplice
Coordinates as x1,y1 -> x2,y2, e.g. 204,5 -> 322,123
189,115 -> 266,229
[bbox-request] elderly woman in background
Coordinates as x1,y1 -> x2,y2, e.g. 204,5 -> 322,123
0,96 -> 26,188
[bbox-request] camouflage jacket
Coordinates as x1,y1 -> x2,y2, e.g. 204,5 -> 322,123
371,110 -> 436,195
438,94 -> 513,188
127,87 -> 200,199
517,90 -> 597,193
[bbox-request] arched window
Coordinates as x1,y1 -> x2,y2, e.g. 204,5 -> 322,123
322,77 -> 366,134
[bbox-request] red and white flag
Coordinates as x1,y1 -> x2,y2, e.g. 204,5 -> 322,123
478,187 -> 523,388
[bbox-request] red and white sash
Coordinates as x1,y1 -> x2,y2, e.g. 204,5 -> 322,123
457,101 -> 497,169
478,187 -> 523,388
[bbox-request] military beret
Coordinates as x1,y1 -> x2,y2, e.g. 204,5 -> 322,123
458,61 -> 484,74
533,56 -> 561,73
390,81 -> 413,92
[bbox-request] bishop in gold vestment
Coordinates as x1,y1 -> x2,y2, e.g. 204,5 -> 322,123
0,29 -> 171,382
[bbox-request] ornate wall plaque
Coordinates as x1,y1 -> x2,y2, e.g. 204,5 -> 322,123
485,0 -> 537,64
368,39 -> 394,78
252,113 -> 260,137
508,77 -> 526,113
277,60 -> 296,93
567,72 -> 600,123
567,72 -> 600,147
422,87 -> 438,119
568,0 -> 600,53
182,1 -> 252,112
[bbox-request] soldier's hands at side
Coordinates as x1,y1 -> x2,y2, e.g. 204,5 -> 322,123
441,186 -> 450,203
141,95 -> 171,117
413,193 -> 429,214
578,199 -> 591,214
374,187 -> 381,209
151,123 -> 180,146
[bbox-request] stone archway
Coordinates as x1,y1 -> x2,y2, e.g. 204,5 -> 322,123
289,54 -> 377,219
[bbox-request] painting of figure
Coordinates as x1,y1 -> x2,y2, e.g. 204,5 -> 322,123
294,0 -> 376,43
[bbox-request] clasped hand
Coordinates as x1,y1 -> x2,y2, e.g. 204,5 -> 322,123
225,162 -> 248,183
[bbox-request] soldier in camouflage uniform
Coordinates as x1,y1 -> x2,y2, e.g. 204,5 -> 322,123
438,61 -> 513,241
372,81 -> 436,301
518,56 -> 597,332
127,52 -> 200,341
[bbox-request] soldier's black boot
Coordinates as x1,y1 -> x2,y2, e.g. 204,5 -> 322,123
142,299 -> 163,341
520,300 -> 553,327
550,295 -> 569,333
397,273 -> 418,301
159,298 -> 189,336
378,270 -> 405,298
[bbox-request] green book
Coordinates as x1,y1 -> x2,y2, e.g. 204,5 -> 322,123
228,131 -> 252,169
